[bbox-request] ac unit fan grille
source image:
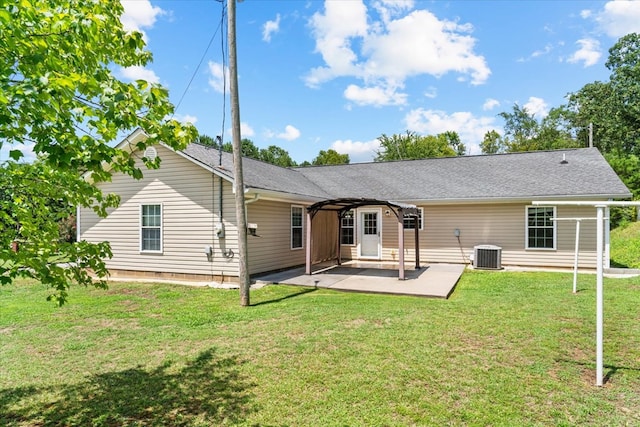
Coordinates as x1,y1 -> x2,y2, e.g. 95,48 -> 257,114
474,245 -> 502,270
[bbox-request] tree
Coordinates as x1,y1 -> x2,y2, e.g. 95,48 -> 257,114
566,82 -> 621,153
537,106 -> 581,150
442,131 -> 466,156
607,32 -> 640,124
605,154 -> 640,226
499,104 -> 540,152
374,131 -> 461,161
0,0 -> 196,304
196,134 -> 219,147
259,145 -> 296,167
480,130 -> 505,154
221,139 -> 298,167
222,138 -> 260,159
498,104 -> 580,152
566,33 -> 640,156
312,149 -> 350,165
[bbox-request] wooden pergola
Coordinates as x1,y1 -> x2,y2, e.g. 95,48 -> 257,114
305,198 -> 420,280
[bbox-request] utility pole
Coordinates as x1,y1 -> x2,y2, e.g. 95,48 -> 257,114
228,0 -> 250,306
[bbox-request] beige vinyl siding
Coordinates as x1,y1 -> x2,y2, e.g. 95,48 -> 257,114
80,145 -> 239,277
378,203 -> 599,268
247,200 -> 308,275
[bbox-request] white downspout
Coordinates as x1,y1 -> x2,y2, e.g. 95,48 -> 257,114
76,206 -> 81,242
604,206 -> 611,268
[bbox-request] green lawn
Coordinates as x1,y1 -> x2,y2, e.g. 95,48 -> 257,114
611,221 -> 640,268
1,271 -> 639,426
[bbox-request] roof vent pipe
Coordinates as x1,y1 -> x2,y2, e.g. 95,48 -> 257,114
560,153 -> 568,165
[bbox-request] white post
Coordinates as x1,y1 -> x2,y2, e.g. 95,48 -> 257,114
604,207 -> 611,268
595,205 -> 604,386
573,220 -> 581,294
533,200 -> 640,387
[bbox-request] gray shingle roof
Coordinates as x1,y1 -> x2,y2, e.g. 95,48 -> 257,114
180,145 -> 631,202
180,143 -> 331,199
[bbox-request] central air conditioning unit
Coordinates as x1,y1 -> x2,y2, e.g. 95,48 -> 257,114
474,245 -> 502,270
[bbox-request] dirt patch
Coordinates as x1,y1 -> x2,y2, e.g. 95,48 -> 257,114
344,318 -> 367,329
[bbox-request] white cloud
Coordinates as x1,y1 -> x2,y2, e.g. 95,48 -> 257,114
362,9 -> 489,85
372,0 -> 415,24
330,139 -> 380,163
117,65 -> 160,84
173,114 -> 198,125
567,38 -> 602,67
241,122 -> 255,138
483,98 -> 500,111
344,83 -> 407,106
596,0 -> 640,37
531,44 -> 553,58
518,43 -> 555,62
404,109 -> 498,154
523,96 -> 549,118
263,14 -> 281,42
424,86 -> 437,99
276,125 -> 301,141
1,142 -> 36,163
120,0 -> 165,40
208,61 -> 229,93
306,1 -> 490,106
580,9 -> 593,19
306,1 -> 368,87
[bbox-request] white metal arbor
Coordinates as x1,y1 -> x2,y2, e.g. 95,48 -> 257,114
533,200 -> 640,386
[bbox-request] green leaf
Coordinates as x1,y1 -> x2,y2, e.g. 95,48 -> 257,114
9,150 -> 23,161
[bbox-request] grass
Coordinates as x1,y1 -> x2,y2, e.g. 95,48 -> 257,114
1,271 -> 640,426
610,221 -> 640,268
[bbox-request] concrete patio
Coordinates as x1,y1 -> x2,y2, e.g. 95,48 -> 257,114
253,262 -> 466,298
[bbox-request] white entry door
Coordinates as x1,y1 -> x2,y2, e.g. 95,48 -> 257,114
359,209 -> 381,259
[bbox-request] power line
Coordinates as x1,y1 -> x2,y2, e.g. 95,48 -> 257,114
172,3 -> 225,116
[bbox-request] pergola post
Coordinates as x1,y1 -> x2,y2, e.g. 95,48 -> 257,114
336,211 -> 342,266
414,218 -> 420,269
398,208 -> 405,280
305,209 -> 312,275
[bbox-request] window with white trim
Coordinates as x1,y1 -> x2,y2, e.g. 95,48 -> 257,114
403,208 -> 424,230
341,210 -> 355,245
140,204 -> 162,252
526,206 -> 556,249
291,206 -> 303,249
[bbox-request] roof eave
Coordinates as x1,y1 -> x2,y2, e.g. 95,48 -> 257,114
244,188 -> 325,205
400,193 -> 633,205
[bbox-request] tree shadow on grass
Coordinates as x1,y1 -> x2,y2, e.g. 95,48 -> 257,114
0,348 -> 255,426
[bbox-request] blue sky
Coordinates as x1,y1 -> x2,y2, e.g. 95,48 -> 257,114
5,1 -> 640,163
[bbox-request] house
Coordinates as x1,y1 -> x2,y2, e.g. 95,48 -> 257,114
78,129 -> 632,283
